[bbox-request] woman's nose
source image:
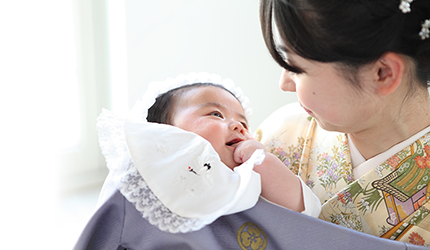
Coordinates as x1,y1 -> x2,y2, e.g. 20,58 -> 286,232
279,69 -> 296,92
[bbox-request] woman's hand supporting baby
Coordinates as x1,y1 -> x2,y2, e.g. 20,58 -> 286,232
233,139 -> 305,213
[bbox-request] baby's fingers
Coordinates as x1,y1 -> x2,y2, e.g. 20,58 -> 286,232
233,140 -> 257,164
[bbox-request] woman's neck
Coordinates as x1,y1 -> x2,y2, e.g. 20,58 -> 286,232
350,92 -> 430,160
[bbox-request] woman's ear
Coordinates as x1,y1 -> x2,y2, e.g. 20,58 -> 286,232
375,52 -> 405,96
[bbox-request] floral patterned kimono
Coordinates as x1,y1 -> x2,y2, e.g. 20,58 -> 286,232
256,102 -> 430,247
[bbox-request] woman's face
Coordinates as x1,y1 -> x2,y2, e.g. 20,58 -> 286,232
278,51 -> 382,134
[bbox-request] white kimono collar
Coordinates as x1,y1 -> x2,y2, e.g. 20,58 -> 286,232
349,125 -> 430,179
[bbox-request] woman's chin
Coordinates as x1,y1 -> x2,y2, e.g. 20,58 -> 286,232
313,118 -> 344,133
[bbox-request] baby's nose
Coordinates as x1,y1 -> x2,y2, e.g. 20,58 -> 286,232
230,120 -> 245,135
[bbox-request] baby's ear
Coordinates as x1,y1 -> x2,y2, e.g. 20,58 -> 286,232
374,52 -> 405,96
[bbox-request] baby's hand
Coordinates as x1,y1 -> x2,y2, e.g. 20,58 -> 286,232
233,139 -> 267,165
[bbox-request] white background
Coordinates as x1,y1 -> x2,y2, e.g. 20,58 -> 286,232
120,0 -> 297,130
0,0 -> 297,248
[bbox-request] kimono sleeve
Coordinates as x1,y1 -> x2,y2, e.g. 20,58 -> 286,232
255,102 -> 311,147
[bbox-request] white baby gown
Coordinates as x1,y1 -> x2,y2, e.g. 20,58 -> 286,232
96,72 -> 264,233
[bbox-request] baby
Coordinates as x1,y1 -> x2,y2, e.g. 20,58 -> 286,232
146,81 -> 320,216
90,73 -> 320,237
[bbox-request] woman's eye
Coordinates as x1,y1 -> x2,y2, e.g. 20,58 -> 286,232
289,68 -> 303,75
283,65 -> 303,75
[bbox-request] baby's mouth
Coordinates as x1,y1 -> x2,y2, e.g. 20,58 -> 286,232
226,138 -> 243,147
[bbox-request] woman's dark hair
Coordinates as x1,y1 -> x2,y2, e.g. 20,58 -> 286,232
146,82 -> 237,124
260,0 -> 430,87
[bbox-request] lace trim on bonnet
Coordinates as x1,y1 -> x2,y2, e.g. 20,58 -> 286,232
97,72 -> 264,233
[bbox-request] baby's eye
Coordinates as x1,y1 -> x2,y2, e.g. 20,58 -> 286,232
241,122 -> 249,130
210,111 -> 223,118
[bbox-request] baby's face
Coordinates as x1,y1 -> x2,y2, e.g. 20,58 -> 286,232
172,86 -> 252,168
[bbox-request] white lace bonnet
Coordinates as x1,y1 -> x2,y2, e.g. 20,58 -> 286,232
97,72 -> 264,233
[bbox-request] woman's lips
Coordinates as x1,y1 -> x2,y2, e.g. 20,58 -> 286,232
304,107 -> 313,115
300,104 -> 313,115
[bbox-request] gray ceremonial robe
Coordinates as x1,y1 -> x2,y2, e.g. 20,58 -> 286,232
73,189 -> 428,250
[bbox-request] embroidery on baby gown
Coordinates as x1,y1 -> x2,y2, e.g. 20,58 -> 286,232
176,162 -> 215,197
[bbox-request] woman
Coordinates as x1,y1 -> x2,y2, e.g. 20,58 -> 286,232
257,0 -> 430,246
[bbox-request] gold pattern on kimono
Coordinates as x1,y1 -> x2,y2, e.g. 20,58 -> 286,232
319,134 -> 430,246
237,222 -> 267,250
305,125 -> 353,204
298,118 -> 316,182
